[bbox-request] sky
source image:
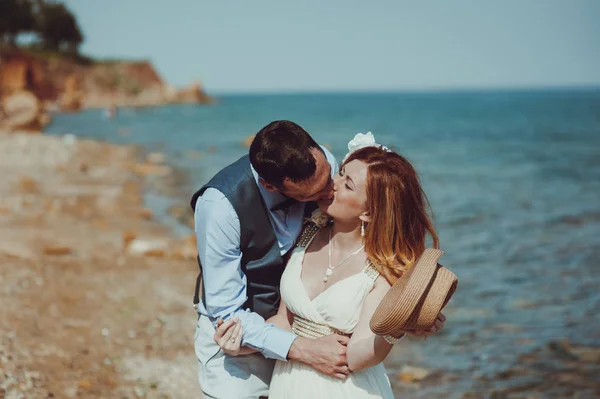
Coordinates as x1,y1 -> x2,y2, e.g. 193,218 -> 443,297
62,0 -> 600,93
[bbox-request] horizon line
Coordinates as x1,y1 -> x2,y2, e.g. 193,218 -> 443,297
205,84 -> 600,96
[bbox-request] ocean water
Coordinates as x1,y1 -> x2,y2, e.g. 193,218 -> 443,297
46,89 -> 600,397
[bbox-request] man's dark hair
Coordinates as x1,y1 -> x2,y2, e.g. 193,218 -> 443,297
249,120 -> 323,188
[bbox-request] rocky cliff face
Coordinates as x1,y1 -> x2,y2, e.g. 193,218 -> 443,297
0,49 -> 213,118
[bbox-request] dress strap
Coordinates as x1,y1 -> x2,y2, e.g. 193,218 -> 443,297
363,261 -> 381,282
296,222 -> 322,248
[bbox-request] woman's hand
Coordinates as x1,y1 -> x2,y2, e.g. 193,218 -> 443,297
402,313 -> 446,339
213,318 -> 243,356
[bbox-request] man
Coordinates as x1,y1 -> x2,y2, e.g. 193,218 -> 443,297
192,120 -> 344,399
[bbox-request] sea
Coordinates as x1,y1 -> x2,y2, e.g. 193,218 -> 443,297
46,89 -> 600,398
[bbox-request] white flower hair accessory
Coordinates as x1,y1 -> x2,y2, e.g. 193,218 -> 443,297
342,132 -> 391,164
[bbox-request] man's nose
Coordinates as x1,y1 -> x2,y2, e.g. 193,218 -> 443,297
332,174 -> 342,192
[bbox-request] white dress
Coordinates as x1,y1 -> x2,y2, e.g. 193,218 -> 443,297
268,227 -> 394,399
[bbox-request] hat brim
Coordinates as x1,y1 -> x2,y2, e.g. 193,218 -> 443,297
370,248 -> 458,337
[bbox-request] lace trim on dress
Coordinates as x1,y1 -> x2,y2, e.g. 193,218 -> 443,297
292,315 -> 350,339
296,223 -> 321,248
364,261 -> 380,281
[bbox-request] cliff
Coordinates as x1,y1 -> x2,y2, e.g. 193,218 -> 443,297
0,48 -> 213,124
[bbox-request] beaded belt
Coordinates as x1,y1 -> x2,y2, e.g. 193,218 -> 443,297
292,315 -> 351,339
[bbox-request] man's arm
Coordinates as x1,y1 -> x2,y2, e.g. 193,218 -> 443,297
195,188 -> 296,361
216,296 -> 352,380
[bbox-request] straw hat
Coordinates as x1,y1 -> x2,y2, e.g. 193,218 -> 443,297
370,248 -> 458,338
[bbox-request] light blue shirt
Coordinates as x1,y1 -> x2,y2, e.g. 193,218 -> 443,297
194,147 -> 337,361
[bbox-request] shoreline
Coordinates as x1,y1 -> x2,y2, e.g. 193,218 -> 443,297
1,131 -> 598,398
0,132 -> 199,397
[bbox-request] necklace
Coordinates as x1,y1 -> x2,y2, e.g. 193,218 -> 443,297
324,227 -> 365,283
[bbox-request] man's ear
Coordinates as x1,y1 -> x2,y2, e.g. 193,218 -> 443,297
258,178 -> 279,192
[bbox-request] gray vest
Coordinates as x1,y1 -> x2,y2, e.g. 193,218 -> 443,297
191,155 -> 314,320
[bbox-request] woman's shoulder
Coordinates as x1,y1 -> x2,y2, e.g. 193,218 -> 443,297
366,261 -> 392,290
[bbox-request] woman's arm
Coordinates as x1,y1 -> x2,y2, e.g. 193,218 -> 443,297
346,276 -> 396,372
266,297 -> 294,332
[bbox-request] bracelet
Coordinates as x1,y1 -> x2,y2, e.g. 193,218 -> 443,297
383,334 -> 405,345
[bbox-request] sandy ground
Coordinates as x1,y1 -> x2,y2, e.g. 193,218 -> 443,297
1,132 -> 598,399
0,133 -> 200,398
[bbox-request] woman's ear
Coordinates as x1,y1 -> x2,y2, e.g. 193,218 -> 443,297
359,213 -> 371,223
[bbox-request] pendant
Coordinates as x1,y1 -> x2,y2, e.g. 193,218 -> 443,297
323,267 -> 333,283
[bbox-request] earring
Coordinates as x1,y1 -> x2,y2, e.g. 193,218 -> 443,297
361,221 -> 365,237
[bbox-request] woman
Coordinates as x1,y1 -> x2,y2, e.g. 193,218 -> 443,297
215,137 -> 442,398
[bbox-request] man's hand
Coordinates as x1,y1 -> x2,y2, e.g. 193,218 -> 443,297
288,334 -> 350,380
402,313 -> 446,339
214,318 -> 243,356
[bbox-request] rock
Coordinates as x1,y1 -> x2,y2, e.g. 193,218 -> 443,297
186,150 -> 202,159
511,299 -> 538,309
396,365 -> 432,383
127,238 -> 169,257
134,386 -> 145,398
489,323 -> 524,333
168,205 -> 194,230
77,380 -> 92,389
91,218 -> 108,230
138,208 -> 153,220
547,340 -> 579,360
39,112 -> 52,127
168,205 -> 187,219
143,248 -> 167,257
122,231 -> 137,248
18,176 -> 39,194
568,345 -> 600,363
63,386 -> 78,398
242,134 -> 255,148
184,233 -> 197,246
43,246 -> 72,256
0,241 -> 37,260
0,90 -> 44,131
62,134 -> 77,146
172,241 -> 197,260
60,74 -> 83,112
146,152 -> 167,165
168,79 -> 213,104
133,162 -> 171,177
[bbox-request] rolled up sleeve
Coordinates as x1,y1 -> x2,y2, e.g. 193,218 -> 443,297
195,188 -> 296,361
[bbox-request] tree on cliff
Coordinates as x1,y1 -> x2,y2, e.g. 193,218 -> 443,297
0,0 -> 36,45
35,1 -> 83,52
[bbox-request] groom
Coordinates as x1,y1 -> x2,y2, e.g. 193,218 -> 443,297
191,120 -> 345,398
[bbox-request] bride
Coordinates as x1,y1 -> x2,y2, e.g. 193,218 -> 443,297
214,134 -> 442,398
